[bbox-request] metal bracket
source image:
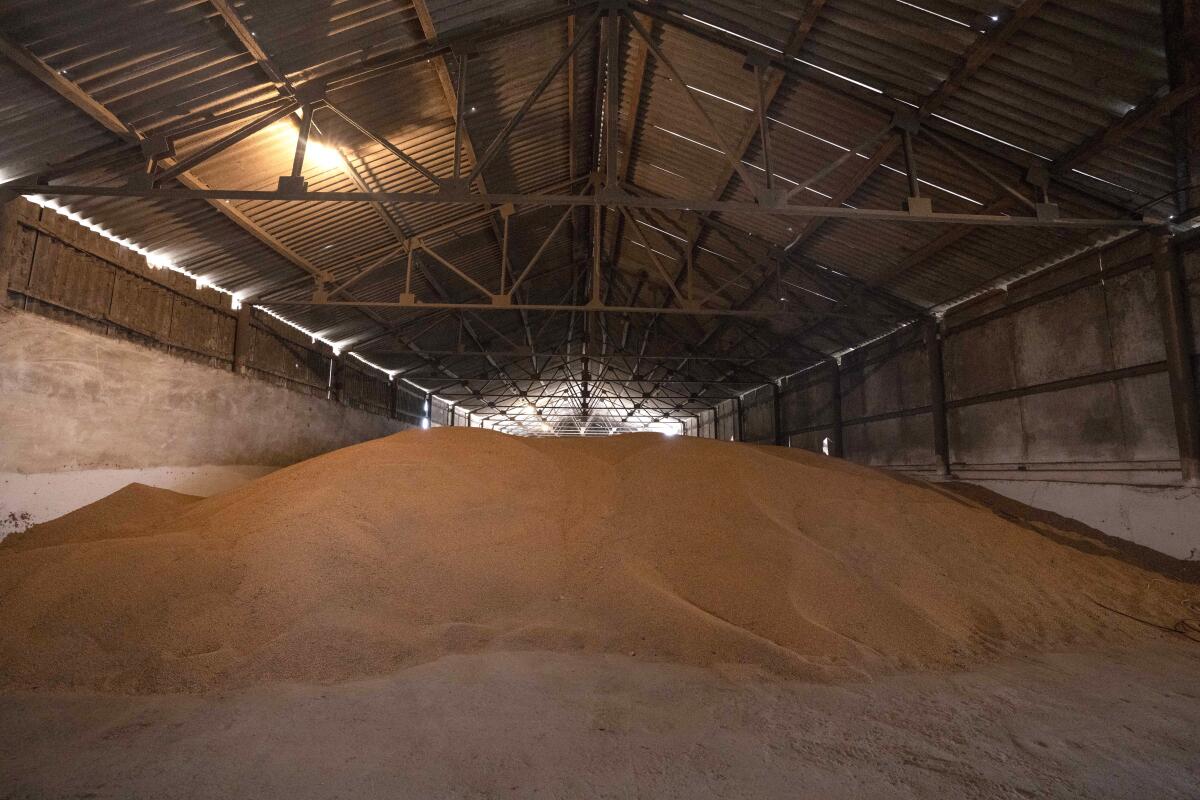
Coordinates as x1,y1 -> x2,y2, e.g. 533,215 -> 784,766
905,196 -> 934,216
277,174 -> 308,194
139,135 -> 175,161
756,187 -> 788,209
498,202 -> 516,219
397,292 -> 416,305
1035,202 -> 1060,221
891,111 -> 921,134
490,293 -> 512,306
1025,164 -> 1050,189
312,283 -> 330,303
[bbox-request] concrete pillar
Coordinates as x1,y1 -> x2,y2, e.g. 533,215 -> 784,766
1154,234 -> 1200,485
829,359 -> 844,458
232,304 -> 253,373
925,318 -> 952,477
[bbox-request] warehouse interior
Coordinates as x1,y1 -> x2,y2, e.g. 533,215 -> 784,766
1,0 -> 1199,796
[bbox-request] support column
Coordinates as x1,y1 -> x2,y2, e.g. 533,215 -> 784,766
328,355 -> 344,403
829,359 -> 844,458
232,303 -> 253,373
0,196 -> 21,306
1154,233 -> 1200,485
772,382 -> 786,446
388,379 -> 398,420
734,395 -> 743,442
925,317 -> 952,477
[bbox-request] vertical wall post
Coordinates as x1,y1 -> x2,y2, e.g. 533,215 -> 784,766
734,395 -> 743,442
387,379 -> 398,420
232,303 -> 253,373
901,128 -> 921,199
0,197 -> 18,307
773,382 -> 786,446
829,359 -> 844,457
328,355 -> 344,403
1154,233 -> 1200,485
925,317 -> 952,477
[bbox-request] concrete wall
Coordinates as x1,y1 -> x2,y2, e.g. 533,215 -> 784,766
942,234 -> 1178,471
716,232 -> 1200,559
0,196 -> 433,535
0,309 -> 410,533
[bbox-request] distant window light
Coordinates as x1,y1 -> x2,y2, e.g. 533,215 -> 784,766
893,0 -> 971,28
644,161 -> 689,181
685,84 -> 752,112
822,436 -> 832,456
769,117 -> 852,154
635,219 -> 688,242
877,163 -> 983,205
794,58 -> 884,95
682,14 -> 781,53
930,114 -> 1051,161
1070,168 -> 1137,194
653,124 -> 724,155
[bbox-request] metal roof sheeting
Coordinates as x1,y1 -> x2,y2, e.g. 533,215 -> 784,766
0,0 -> 1180,419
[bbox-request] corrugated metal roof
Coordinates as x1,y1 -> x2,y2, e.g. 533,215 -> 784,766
0,0 -> 1179,424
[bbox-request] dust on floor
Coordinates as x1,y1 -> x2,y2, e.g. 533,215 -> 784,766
2,642 -> 1198,800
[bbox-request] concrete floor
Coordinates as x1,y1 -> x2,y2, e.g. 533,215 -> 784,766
2,641 -> 1198,799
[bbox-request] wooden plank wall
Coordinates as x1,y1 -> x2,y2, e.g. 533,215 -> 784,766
1,198 -> 426,424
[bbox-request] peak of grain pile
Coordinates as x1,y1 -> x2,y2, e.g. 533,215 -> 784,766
0,428 -> 1188,692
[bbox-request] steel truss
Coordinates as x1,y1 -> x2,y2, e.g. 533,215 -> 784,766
0,3 -> 1161,329
0,0 -> 1183,434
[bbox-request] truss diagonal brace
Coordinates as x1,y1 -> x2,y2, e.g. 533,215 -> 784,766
622,10 -> 762,196
324,102 -> 443,187
468,11 -> 600,183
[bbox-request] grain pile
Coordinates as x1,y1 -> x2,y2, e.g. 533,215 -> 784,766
0,428 -> 1190,692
